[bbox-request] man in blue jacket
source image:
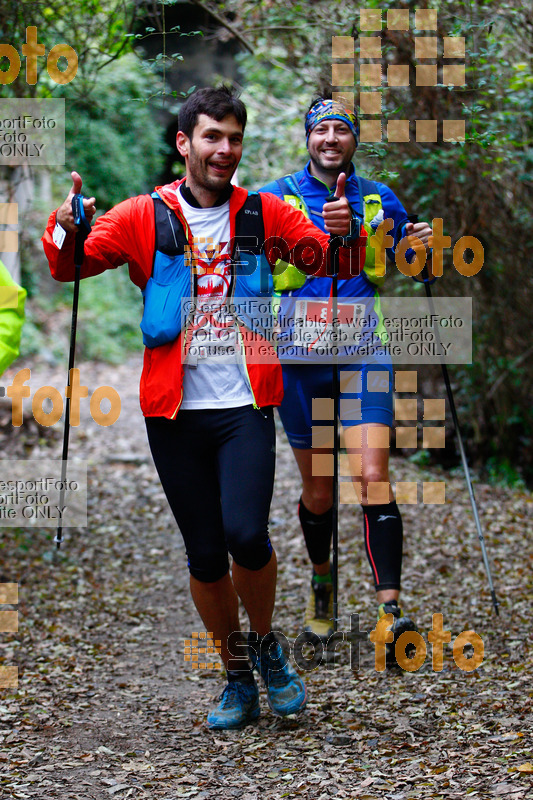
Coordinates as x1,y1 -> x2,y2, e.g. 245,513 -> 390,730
260,96 -> 433,663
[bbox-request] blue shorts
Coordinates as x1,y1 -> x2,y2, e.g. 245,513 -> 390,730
279,361 -> 393,450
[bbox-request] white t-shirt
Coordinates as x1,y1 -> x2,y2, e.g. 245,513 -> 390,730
178,188 -> 254,410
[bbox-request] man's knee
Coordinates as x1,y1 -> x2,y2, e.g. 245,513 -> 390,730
361,466 -> 390,487
360,469 -> 391,504
302,479 -> 333,514
188,555 -> 229,583
228,530 -> 273,572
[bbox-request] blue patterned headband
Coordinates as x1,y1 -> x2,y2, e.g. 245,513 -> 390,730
305,100 -> 359,145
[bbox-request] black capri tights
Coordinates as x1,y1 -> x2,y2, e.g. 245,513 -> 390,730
145,405 -> 275,582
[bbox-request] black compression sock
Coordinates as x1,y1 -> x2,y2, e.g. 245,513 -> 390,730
298,497 -> 333,566
247,630 -> 281,660
247,631 -> 276,648
362,501 -> 403,591
226,668 -> 255,684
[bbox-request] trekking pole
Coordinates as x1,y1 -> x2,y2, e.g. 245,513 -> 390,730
330,235 -> 340,632
55,195 -> 91,550
327,194 -> 363,632
408,215 -> 500,614
324,181 -> 345,631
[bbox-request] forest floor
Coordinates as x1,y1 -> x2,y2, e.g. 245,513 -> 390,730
0,354 -> 532,800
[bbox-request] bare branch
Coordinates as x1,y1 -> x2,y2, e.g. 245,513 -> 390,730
189,0 -> 254,54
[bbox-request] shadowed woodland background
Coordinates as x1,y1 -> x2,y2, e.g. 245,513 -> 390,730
2,0 -> 531,484
0,4 -> 532,799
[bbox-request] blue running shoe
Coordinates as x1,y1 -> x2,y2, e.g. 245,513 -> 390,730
207,679 -> 260,730
248,633 -> 307,717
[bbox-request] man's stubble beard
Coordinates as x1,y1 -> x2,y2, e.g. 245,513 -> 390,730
310,152 -> 352,177
188,143 -> 236,193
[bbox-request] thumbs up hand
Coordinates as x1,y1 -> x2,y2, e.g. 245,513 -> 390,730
56,171 -> 96,232
322,172 -> 352,236
334,172 -> 346,199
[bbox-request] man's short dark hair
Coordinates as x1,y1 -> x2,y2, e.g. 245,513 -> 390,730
178,86 -> 247,138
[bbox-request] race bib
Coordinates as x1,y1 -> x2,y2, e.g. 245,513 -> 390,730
292,299 -> 366,350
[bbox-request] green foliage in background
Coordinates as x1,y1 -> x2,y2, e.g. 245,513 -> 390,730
21,269 -> 143,365
237,51 -> 310,188
5,0 -> 532,482
60,54 -> 167,209
17,52 -> 167,364
65,269 -> 144,363
9,3 -> 170,364
206,0 -> 532,482
0,0 -> 138,98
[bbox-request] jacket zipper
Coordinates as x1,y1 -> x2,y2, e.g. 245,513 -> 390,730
167,209 -> 179,249
236,320 -> 265,416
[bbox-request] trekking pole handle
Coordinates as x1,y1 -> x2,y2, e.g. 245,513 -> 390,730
407,213 -> 432,283
72,194 -> 91,266
325,194 -> 342,277
407,214 -> 437,286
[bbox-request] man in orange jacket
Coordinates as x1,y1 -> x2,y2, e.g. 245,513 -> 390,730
42,86 -> 366,729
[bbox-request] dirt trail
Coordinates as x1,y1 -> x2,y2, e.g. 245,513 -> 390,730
0,355 -> 531,800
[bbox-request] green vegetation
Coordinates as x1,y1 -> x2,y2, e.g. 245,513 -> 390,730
2,0 -> 531,483
20,267 -> 143,365
4,1 -> 172,364
221,0 -> 532,483
60,55 -> 167,209
21,269 -> 143,365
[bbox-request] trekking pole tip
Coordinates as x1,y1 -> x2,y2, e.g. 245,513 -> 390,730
491,590 -> 500,616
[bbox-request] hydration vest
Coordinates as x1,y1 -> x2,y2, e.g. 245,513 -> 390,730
140,191 -> 274,348
271,172 -> 393,357
272,173 -> 387,292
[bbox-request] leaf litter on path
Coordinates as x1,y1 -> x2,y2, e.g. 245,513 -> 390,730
0,355 -> 531,799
